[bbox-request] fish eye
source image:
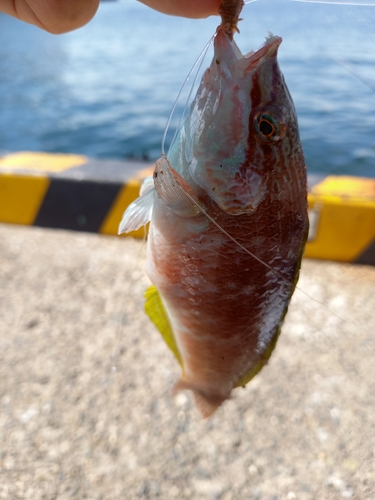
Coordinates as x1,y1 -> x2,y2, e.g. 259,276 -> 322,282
254,109 -> 286,142
259,116 -> 275,137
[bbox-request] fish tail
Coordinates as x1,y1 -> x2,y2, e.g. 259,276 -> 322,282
172,378 -> 227,418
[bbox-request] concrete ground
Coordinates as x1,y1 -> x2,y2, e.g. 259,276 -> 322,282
0,223 -> 374,500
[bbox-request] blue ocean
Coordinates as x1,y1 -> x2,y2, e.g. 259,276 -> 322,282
1,0 -> 375,177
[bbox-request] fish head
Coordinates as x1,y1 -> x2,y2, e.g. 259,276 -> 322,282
186,28 -> 305,215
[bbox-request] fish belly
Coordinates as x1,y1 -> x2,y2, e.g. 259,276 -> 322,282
146,194 -> 307,416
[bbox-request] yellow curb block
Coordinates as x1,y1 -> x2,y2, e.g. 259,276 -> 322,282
0,152 -> 374,265
0,173 -> 50,225
0,152 -> 87,173
306,176 -> 375,265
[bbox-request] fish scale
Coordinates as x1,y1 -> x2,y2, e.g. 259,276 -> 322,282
119,3 -> 309,417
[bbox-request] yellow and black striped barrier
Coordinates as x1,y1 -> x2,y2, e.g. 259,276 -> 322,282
0,151 -> 153,239
0,151 -> 374,265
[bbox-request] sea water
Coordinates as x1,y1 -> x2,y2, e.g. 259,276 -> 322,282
0,0 -> 374,177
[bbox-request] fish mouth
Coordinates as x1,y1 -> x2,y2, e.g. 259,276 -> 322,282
243,33 -> 282,67
214,27 -> 282,70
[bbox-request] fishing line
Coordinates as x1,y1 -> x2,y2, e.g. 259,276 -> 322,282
167,37 -> 214,156
291,0 -> 375,5
161,35 -> 215,156
180,181 -> 352,326
330,57 -> 375,94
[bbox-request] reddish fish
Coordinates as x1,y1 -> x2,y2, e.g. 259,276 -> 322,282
120,21 -> 309,417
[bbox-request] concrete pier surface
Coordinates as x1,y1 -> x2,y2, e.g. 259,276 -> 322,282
0,223 -> 374,500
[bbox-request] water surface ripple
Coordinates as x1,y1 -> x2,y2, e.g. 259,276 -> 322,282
1,0 -> 375,176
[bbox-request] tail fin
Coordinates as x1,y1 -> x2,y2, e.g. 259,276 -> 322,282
173,378 -> 228,418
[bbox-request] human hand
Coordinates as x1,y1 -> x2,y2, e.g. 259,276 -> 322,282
0,0 -> 222,34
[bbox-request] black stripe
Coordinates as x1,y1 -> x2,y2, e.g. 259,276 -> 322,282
355,239 -> 375,266
34,179 -> 122,233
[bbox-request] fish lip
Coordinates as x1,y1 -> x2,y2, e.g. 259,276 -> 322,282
245,34 -> 283,66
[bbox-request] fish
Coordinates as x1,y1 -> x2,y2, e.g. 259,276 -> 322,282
119,3 -> 309,418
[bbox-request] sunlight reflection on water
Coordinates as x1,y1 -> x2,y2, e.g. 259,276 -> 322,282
0,0 -> 374,176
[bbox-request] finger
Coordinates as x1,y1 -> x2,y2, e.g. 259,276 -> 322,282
0,0 -> 100,34
138,0 -> 222,18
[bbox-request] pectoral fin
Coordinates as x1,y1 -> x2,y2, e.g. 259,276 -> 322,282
118,179 -> 154,234
154,154 -> 201,217
144,285 -> 182,367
